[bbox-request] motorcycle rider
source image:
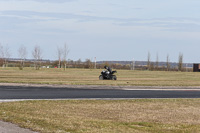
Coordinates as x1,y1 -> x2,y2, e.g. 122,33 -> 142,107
104,65 -> 112,74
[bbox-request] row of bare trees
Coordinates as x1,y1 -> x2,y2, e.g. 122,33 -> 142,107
147,52 -> 184,71
0,43 -> 188,72
18,45 -> 43,70
0,43 -> 70,70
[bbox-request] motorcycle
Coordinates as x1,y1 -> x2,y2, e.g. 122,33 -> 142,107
99,66 -> 117,80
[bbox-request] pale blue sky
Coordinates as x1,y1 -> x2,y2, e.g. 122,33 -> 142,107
0,0 -> 200,63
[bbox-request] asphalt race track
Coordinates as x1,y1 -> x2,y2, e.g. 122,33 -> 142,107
0,85 -> 200,100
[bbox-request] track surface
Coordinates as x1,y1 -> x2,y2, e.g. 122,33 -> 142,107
0,85 -> 200,99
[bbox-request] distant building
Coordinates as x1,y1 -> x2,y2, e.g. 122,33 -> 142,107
193,64 -> 200,72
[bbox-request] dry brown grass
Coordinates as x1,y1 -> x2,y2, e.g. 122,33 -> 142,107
0,99 -> 200,132
1,67 -> 200,86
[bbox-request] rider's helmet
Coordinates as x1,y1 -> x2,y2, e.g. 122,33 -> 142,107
104,65 -> 107,69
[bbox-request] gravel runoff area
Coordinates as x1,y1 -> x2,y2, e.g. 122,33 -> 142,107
1,83 -> 200,132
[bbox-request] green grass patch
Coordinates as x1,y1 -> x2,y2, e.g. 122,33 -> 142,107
1,99 -> 200,132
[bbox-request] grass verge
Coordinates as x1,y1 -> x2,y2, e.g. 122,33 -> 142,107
0,99 -> 200,133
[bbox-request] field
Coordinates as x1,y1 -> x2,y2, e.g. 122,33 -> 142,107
1,99 -> 200,133
0,67 -> 200,86
1,68 -> 200,133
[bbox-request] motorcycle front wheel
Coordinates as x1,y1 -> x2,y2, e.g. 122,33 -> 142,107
99,75 -> 104,80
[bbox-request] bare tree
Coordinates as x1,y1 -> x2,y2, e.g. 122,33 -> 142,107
18,45 -> 27,70
166,54 -> 170,71
62,43 -> 69,70
94,57 -> 97,69
0,44 -> 4,67
178,53 -> 183,71
56,46 -> 63,68
32,45 -> 42,70
155,53 -> 159,70
0,45 -> 11,67
147,52 -> 151,70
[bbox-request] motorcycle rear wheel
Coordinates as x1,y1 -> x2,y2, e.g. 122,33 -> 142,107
112,75 -> 117,80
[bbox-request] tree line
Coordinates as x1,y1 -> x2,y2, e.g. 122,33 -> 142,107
147,52 -> 188,72
0,43 -> 191,71
0,43 -> 69,70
